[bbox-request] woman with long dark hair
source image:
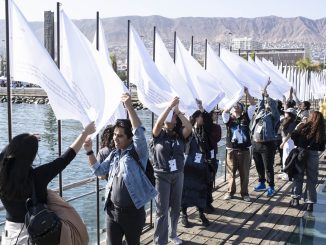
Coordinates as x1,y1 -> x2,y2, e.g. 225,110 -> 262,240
181,100 -> 214,228
290,111 -> 325,211
0,122 -> 95,244
279,108 -> 298,180
152,97 -> 192,245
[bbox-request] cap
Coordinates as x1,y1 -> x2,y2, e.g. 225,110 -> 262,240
284,108 -> 297,115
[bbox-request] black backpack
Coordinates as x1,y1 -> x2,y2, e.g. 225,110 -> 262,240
129,147 -> 155,187
25,180 -> 61,245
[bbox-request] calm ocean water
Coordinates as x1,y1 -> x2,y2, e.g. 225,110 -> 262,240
0,103 -> 227,244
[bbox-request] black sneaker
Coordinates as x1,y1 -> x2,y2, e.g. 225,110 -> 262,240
306,203 -> 314,212
199,214 -> 210,227
180,215 -> 190,228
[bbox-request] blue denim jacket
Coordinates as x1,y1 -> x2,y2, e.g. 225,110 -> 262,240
90,126 -> 157,209
250,96 -> 280,142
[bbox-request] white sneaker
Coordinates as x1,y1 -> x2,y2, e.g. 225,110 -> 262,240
169,236 -> 183,244
281,173 -> 289,181
223,193 -> 233,200
243,195 -> 251,202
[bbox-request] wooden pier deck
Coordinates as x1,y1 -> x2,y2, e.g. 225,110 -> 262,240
139,150 -> 326,245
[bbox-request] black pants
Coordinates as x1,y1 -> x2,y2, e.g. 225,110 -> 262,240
252,141 -> 276,187
106,206 -> 145,245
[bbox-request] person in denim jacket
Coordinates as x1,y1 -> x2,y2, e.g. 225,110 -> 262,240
84,93 -> 157,245
250,80 -> 280,197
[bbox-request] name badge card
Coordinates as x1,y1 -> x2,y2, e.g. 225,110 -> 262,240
210,149 -> 215,159
194,153 -> 202,163
168,159 -> 177,172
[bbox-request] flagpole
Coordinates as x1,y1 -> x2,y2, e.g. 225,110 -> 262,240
173,31 -> 176,63
56,2 -> 63,197
95,11 -> 100,245
204,39 -> 207,70
149,25 -> 156,228
127,20 -> 130,90
191,35 -> 194,57
5,0 -> 12,141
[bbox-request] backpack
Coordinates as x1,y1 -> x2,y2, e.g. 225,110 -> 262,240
129,147 -> 155,187
25,180 -> 61,245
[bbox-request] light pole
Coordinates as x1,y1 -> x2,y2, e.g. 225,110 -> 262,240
225,32 -> 232,51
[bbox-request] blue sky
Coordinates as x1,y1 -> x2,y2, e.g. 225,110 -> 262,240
1,0 -> 326,21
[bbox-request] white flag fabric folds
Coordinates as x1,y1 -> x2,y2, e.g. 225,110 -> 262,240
220,48 -> 268,99
261,58 -> 292,96
60,10 -> 125,134
9,0 -> 89,125
252,57 -> 291,99
206,44 -> 244,110
175,38 -> 225,112
154,32 -> 198,116
129,25 -> 175,117
93,19 -> 112,67
94,17 -> 127,124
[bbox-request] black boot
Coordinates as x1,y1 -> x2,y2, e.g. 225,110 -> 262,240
306,203 -> 314,212
180,214 -> 190,228
199,212 -> 210,227
205,203 -> 215,213
290,198 -> 300,207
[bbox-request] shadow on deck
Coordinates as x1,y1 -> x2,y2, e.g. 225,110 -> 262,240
139,150 -> 326,245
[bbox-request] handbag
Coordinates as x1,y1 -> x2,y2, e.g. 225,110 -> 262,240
25,179 -> 61,245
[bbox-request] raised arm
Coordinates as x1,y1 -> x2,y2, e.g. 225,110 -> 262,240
174,103 -> 192,139
244,87 -> 255,106
122,93 -> 141,129
70,121 -> 96,153
152,97 -> 180,137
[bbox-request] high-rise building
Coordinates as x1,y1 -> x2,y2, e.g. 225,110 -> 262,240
231,37 -> 262,50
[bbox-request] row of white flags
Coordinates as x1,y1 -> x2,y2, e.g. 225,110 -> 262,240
8,0 -> 326,135
281,66 -> 326,101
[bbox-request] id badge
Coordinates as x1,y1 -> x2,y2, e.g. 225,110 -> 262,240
238,134 -> 243,144
194,153 -> 202,163
210,149 -> 215,159
168,159 -> 177,172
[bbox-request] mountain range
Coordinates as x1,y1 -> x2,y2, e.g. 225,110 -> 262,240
1,15 -> 326,51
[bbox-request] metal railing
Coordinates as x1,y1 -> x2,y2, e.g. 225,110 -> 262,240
0,136 -> 227,244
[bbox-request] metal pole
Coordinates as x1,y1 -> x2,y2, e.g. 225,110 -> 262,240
127,20 -> 130,90
95,11 -> 101,245
149,26 -> 157,228
204,39 -> 207,70
173,31 -> 176,63
5,0 -> 12,141
218,43 -> 220,57
56,2 -> 63,197
191,36 -> 194,57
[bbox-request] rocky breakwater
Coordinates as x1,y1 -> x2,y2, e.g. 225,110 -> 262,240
0,87 -> 49,104
0,86 -> 146,109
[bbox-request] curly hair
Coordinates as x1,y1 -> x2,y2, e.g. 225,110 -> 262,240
100,125 -> 115,149
299,111 -> 325,143
0,133 -> 38,200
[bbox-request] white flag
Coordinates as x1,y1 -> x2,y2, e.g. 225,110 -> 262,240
175,38 -> 225,112
220,48 -> 268,99
60,10 -> 124,134
206,44 -> 244,110
94,17 -> 127,124
154,32 -> 197,116
93,19 -> 112,67
253,57 -> 291,99
9,0 -> 89,125
129,25 -> 175,117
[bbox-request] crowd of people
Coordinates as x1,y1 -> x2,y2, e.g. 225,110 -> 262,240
0,85 -> 325,244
